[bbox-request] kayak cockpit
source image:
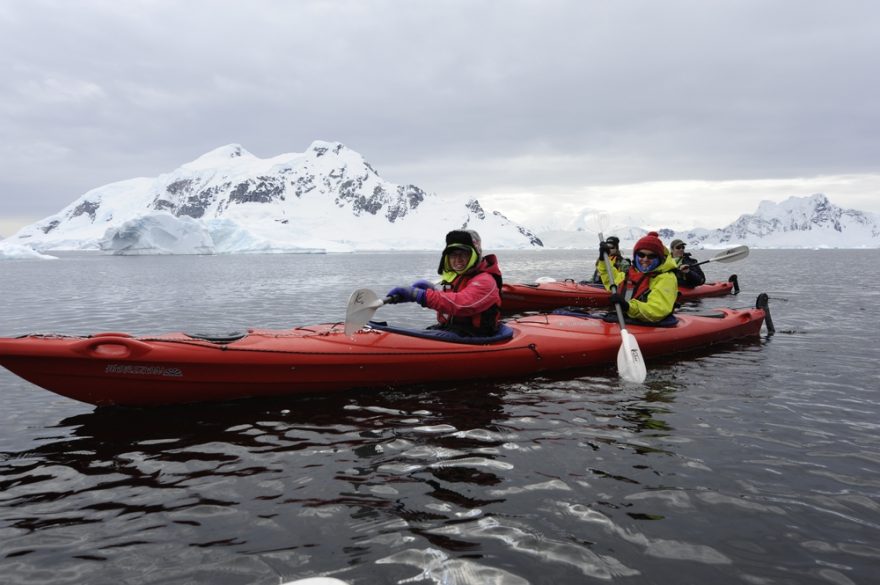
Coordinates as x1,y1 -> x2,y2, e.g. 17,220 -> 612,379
183,331 -> 249,344
364,322 -> 516,345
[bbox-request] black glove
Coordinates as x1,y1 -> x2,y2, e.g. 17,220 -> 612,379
598,241 -> 611,259
608,293 -> 629,312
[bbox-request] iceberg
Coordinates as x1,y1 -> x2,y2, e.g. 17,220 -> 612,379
99,213 -> 216,255
0,242 -> 58,260
98,212 -> 326,255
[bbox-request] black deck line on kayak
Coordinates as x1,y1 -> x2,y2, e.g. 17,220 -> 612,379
516,280 -> 605,290
130,334 -> 533,356
16,332 -> 82,339
674,311 -> 727,319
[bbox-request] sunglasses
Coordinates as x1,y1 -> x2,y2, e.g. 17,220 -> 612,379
674,245 -> 686,250
635,252 -> 658,259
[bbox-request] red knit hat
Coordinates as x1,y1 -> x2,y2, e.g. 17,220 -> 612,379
633,231 -> 666,257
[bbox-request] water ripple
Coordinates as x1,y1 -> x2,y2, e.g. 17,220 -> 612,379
377,547 -> 529,585
429,516 -> 640,579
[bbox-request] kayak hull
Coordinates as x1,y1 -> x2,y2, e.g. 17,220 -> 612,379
501,277 -> 737,314
0,307 -> 765,407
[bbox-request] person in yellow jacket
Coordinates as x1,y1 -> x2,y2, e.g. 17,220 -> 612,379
596,231 -> 678,323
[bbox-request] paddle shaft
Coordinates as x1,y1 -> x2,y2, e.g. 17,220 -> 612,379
596,227 -> 647,383
599,233 -> 628,328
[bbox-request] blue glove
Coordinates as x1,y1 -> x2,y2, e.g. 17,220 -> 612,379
411,279 -> 435,291
387,286 -> 427,306
608,293 -> 629,312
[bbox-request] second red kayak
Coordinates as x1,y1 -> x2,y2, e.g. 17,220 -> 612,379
501,274 -> 740,314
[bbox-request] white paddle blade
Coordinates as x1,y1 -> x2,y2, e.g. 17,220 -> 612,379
596,213 -> 610,235
712,245 -> 749,263
535,276 -> 557,283
344,288 -> 384,336
616,331 -> 647,383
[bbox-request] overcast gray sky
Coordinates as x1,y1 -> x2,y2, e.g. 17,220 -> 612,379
2,0 -> 878,235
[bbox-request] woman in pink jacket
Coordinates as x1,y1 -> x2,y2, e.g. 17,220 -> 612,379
387,230 -> 503,336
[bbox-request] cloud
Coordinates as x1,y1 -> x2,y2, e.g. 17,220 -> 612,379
16,76 -> 106,104
1,0 -> 879,228
478,174 -> 880,231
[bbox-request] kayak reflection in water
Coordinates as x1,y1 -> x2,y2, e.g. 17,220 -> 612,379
670,238 -> 706,288
386,229 -> 503,337
596,231 -> 679,324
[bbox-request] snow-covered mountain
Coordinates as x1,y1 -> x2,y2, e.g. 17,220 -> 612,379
533,194 -> 879,250
668,194 -> 880,249
6,141 -> 542,255
3,141 -> 877,258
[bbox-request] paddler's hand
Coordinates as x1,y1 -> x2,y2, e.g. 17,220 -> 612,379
411,279 -> 436,291
598,241 -> 611,259
387,286 -> 427,306
608,293 -> 629,312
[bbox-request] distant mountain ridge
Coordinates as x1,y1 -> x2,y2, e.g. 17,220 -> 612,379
664,194 -> 879,249
3,141 -> 878,256
8,141 -> 543,254
534,194 -> 879,249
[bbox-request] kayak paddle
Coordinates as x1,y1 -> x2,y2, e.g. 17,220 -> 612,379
599,232 -> 647,383
344,288 -> 392,336
693,245 -> 749,267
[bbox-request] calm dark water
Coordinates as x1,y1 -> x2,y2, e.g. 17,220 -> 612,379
1,249 -> 878,585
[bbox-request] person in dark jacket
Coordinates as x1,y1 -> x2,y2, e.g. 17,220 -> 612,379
669,239 -> 706,288
590,236 -> 631,283
386,229 -> 503,336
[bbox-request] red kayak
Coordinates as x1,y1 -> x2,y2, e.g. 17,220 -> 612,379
0,295 -> 771,407
501,275 -> 740,314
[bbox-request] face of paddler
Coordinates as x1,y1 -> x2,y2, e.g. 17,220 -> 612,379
635,249 -> 659,270
447,248 -> 471,272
